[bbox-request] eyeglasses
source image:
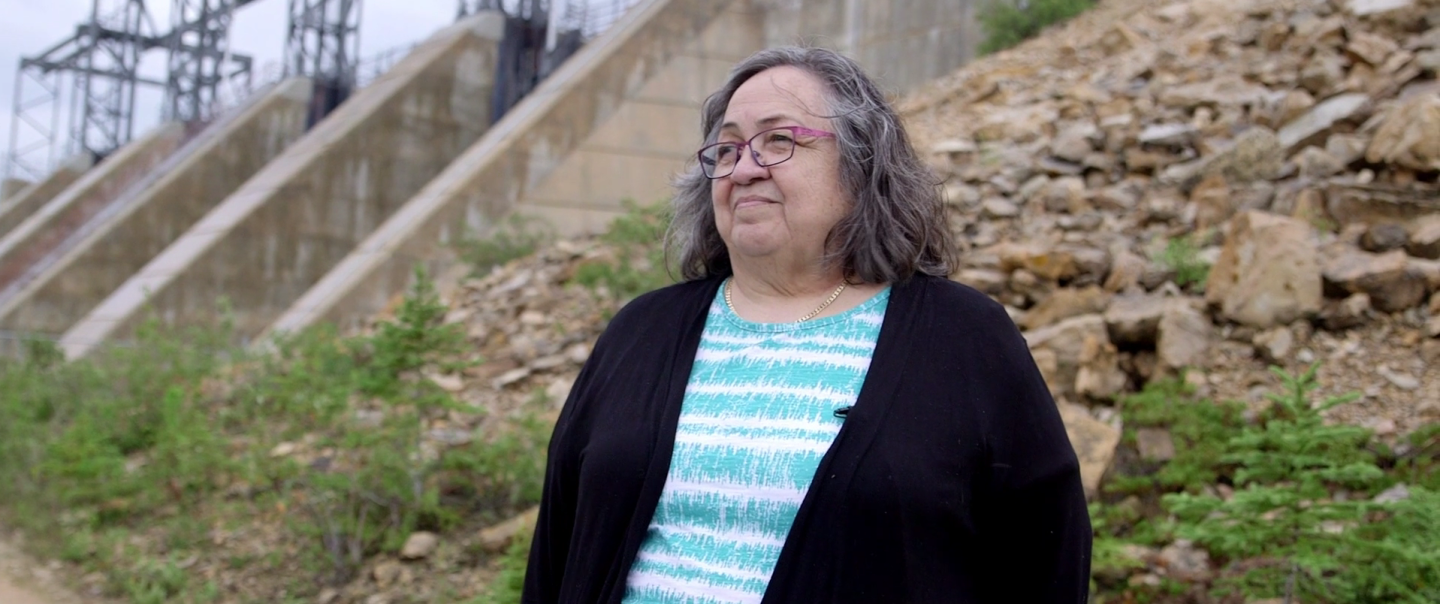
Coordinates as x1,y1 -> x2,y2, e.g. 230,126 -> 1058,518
697,126 -> 836,179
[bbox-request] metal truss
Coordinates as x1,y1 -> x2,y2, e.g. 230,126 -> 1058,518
68,0 -> 156,163
285,0 -> 362,124
4,0 -> 162,181
6,64 -> 66,182
163,0 -> 257,123
5,0 -> 266,182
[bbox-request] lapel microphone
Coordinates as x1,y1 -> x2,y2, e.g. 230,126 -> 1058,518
833,406 -> 852,419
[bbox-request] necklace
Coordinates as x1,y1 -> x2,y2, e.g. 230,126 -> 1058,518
725,278 -> 848,323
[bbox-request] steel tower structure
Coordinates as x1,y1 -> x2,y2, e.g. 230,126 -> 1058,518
5,0 -> 261,182
6,0 -> 161,181
163,0 -> 257,123
285,0 -> 363,124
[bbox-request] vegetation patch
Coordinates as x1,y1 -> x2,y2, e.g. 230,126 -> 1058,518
0,268 -> 550,601
978,0 -> 1099,55
1092,366 -> 1440,603
3,201 -> 1436,603
453,214 -> 555,277
572,200 -> 675,302
1154,234 -> 1212,292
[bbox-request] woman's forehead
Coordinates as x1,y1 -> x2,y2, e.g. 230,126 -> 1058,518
721,67 -> 827,130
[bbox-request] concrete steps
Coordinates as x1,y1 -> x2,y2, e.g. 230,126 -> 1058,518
0,78 -> 313,342
21,0 -> 980,356
0,156 -> 94,240
265,0 -> 746,337
264,0 -> 981,338
0,124 -> 189,311
59,13 -> 509,359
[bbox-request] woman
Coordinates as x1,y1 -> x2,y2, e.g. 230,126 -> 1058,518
524,47 -> 1090,603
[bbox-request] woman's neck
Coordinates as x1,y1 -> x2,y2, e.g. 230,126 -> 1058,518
726,256 -> 884,323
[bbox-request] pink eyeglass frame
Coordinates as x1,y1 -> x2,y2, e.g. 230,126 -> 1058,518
697,126 -> 836,178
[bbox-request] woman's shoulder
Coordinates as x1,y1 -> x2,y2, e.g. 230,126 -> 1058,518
905,274 -> 1015,327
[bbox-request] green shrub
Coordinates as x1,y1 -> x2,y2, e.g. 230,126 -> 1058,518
1112,377 -> 1246,494
0,265 -> 553,599
455,214 -> 554,277
978,0 -> 1098,55
1164,365 -> 1439,602
358,266 -> 470,402
480,518 -> 535,604
573,200 -> 674,300
1094,366 -> 1440,603
1155,235 -> 1211,290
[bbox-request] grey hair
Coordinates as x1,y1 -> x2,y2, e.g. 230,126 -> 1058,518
665,46 -> 957,284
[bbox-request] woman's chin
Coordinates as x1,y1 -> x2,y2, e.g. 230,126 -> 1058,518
725,229 -> 789,260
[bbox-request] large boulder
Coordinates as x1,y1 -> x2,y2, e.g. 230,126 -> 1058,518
1158,75 -> 1272,109
1104,294 -> 1172,345
1158,301 -> 1213,373
1076,333 -> 1129,400
1058,402 -> 1121,502
1366,91 -> 1440,172
1025,314 -> 1109,401
1324,182 -> 1439,227
1322,246 -> 1428,312
1020,287 -> 1111,331
1206,211 -> 1323,328
1278,93 -> 1369,150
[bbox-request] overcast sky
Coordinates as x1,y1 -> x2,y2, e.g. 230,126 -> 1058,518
0,0 -> 461,181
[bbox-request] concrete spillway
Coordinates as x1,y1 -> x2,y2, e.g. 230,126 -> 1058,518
266,0 -> 743,336
265,0 -> 978,337
0,156 -> 94,240
0,78 -> 312,342
60,13 -> 508,358
0,0 -> 976,357
0,125 -> 187,306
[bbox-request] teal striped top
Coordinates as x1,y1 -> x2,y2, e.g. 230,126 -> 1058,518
621,282 -> 891,604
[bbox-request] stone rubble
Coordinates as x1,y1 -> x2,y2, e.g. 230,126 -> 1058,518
894,0 -> 1438,587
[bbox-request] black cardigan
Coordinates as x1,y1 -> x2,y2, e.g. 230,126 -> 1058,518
523,274 -> 1092,603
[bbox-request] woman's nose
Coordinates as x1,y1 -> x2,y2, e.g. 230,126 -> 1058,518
728,147 -> 769,183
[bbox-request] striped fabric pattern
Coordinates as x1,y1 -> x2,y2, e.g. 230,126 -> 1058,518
621,283 -> 890,604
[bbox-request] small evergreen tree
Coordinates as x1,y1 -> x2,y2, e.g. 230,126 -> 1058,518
1164,365 -> 1440,602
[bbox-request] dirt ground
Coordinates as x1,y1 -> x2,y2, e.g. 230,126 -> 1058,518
0,529 -> 85,604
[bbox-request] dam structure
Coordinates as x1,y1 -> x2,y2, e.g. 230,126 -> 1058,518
3,0 -> 980,359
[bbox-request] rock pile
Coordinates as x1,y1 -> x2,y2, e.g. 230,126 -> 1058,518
901,0 -> 1438,466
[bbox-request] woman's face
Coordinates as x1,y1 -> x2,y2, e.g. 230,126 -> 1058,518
712,66 -> 850,268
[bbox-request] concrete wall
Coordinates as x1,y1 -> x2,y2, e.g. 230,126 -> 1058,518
0,126 -> 186,298
513,0 -> 980,237
265,0 -> 980,337
265,0 -> 741,337
2,179 -> 33,203
0,156 -> 94,240
762,0 -> 979,94
0,78 -> 312,339
514,1 -> 765,234
60,13 -> 507,359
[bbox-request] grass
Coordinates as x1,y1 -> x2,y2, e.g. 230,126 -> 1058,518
0,268 -> 551,601
572,200 -> 675,302
453,214 -> 554,277
1155,234 -> 1211,291
978,0 -> 1099,55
